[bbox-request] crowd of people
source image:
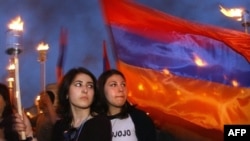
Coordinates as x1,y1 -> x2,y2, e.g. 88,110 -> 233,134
0,67 -> 157,141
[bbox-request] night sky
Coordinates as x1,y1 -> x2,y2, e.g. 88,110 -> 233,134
0,0 -> 249,108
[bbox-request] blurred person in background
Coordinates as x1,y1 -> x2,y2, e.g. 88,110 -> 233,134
30,90 -> 58,141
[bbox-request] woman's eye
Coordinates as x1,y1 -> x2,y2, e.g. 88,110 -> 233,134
74,83 -> 82,87
121,83 -> 126,87
110,83 -> 117,87
86,84 -> 94,88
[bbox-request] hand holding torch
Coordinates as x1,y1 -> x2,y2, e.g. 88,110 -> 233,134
6,16 -> 26,140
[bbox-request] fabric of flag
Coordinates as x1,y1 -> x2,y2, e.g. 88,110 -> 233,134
103,40 -> 111,71
56,27 -> 67,84
101,0 -> 250,140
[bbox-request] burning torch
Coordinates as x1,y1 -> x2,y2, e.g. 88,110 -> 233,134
219,5 -> 250,33
37,42 -> 49,93
5,16 -> 26,140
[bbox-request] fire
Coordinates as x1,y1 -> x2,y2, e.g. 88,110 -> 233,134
8,16 -> 24,31
37,42 -> 49,51
36,95 -> 41,101
26,112 -> 31,117
8,63 -> 15,70
219,5 -> 244,21
7,77 -> 14,82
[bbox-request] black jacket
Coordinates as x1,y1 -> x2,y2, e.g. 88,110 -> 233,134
129,107 -> 157,141
52,115 -> 112,141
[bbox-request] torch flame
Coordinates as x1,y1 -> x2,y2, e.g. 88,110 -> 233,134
8,63 -> 15,70
36,95 -> 40,101
7,77 -> 14,82
37,42 -> 49,51
8,16 -> 24,31
219,5 -> 244,21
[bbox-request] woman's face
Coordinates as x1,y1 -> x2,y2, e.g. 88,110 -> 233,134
104,74 -> 127,109
68,73 -> 94,109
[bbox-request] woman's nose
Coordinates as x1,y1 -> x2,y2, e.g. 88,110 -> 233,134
81,85 -> 88,93
118,85 -> 124,91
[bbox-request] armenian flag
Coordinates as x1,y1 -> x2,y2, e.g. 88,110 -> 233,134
101,0 -> 250,140
56,27 -> 68,83
103,40 -> 111,71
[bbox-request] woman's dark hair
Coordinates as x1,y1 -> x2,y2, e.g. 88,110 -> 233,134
56,67 -> 98,124
0,83 -> 13,118
97,69 -> 131,118
0,83 -> 19,141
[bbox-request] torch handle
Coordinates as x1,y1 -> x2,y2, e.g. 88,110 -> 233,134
16,91 -> 26,140
14,56 -> 26,140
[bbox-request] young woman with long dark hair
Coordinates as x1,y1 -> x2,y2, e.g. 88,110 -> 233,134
97,69 -> 156,141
